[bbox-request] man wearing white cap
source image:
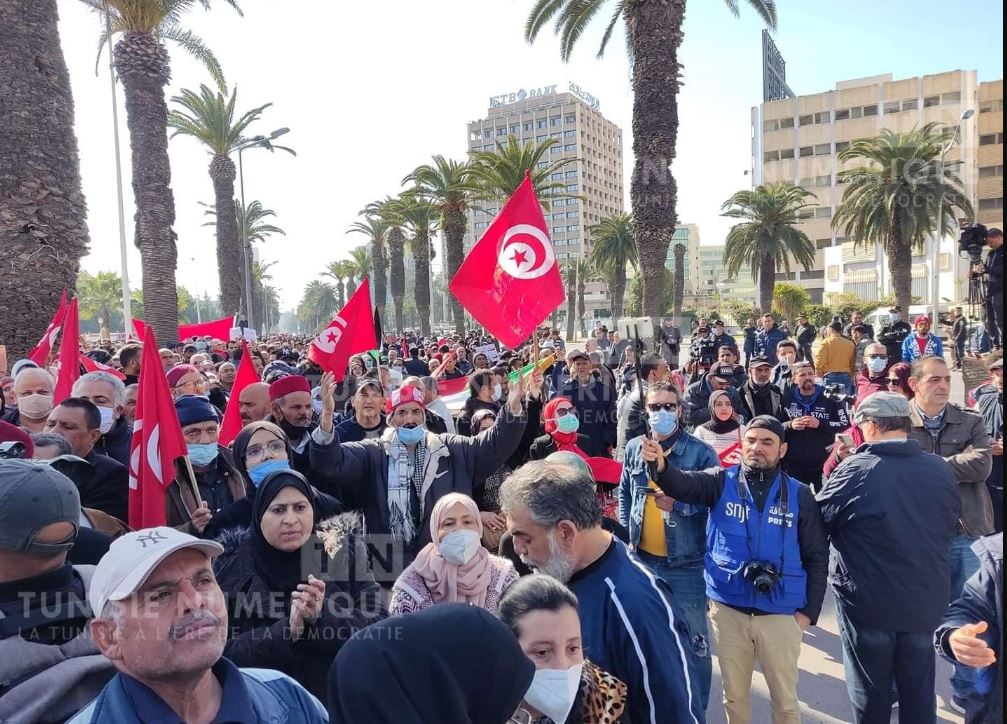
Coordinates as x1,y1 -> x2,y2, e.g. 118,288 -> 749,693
69,527 -> 327,723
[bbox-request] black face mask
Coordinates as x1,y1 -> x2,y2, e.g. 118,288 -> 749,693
277,417 -> 310,441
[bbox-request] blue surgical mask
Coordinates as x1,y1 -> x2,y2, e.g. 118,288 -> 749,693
397,425 -> 425,445
248,458 -> 291,487
867,357 -> 888,374
649,410 -> 678,436
186,442 -> 218,467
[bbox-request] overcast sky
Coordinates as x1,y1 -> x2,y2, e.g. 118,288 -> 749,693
59,0 -> 1003,311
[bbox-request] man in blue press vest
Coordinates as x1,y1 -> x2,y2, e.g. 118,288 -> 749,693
644,415 -> 829,724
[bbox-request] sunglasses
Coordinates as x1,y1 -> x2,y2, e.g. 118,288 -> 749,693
646,403 -> 679,412
554,407 -> 576,417
885,379 -> 903,387
866,354 -> 888,360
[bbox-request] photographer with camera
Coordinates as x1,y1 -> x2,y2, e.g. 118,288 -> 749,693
643,415 -> 828,724
817,392 -> 960,720
974,227 -> 1003,349
781,362 -> 851,493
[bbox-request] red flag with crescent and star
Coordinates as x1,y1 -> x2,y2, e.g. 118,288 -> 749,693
128,326 -> 188,529
27,288 -> 68,365
308,278 -> 378,380
449,172 -> 564,348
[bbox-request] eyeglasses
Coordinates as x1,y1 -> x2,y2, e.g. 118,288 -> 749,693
885,379 -> 903,387
245,440 -> 287,463
174,378 -> 207,391
866,354 -> 888,360
647,403 -> 679,412
554,407 -> 576,417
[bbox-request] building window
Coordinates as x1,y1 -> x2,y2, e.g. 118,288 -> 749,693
510,125 -> 520,134
980,100 -> 1004,113
850,106 -> 863,119
835,108 -> 850,121
764,119 -> 779,132
566,211 -> 579,219
803,270 -> 825,280
941,91 -> 962,104
565,114 -> 576,123
779,117 -> 795,129
883,101 -> 900,114
565,170 -> 578,178
863,104 -> 878,116
483,130 -> 492,139
799,146 -> 813,157
815,207 -> 832,219
550,117 -> 561,126
536,134 -> 547,142
816,238 -> 832,249
537,161 -> 549,168
475,222 -> 487,230
979,197 -> 1004,211
834,141 -> 850,153
815,174 -> 831,187
814,111 -> 831,124
923,96 -> 940,108
537,119 -> 547,128
551,173 -> 564,180
814,143 -> 831,156
552,213 -> 564,220
798,114 -> 813,126
780,148 -> 795,159
764,150 -> 779,162
550,146 -> 561,153
564,144 -> 576,151
979,165 -> 1004,178
901,99 -> 918,111
566,225 -> 579,232
564,130 -> 576,138
980,133 -> 1004,145
566,184 -> 578,191
524,122 -> 534,131
497,127 -> 507,136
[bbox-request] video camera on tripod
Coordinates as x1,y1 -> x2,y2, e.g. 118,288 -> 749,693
960,219 -> 989,309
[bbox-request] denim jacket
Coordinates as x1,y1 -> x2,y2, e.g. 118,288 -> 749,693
618,430 -> 720,566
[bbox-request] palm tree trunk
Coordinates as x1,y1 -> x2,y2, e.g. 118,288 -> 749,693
346,278 -> 357,298
209,154 -> 241,317
577,280 -> 587,338
412,233 -> 432,337
115,32 -> 178,344
0,0 -> 89,358
887,234 -> 913,314
388,227 -> 406,332
628,2 -> 685,346
565,269 -> 576,341
672,244 -> 686,319
758,255 -> 776,312
371,241 -> 387,321
610,261 -> 626,330
444,210 -> 467,336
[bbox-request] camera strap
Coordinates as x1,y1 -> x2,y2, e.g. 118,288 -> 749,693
737,471 -> 790,572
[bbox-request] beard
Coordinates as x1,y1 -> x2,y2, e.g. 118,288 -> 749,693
742,452 -> 777,470
522,533 -> 577,583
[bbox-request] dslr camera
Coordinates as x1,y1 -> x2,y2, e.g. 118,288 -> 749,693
823,383 -> 856,408
0,441 -> 27,459
743,561 -> 783,594
960,222 -> 988,264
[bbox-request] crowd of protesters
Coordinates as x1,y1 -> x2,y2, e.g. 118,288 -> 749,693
0,307 -> 1002,724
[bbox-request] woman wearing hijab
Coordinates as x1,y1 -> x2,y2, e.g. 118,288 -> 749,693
500,575 -> 627,724
389,492 -> 518,615
328,603 -> 534,724
694,389 -> 747,468
200,421 -> 341,539
528,397 -> 592,460
457,370 -> 502,436
214,468 -> 386,699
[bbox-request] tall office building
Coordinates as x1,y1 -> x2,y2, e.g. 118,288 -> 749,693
466,84 -> 624,318
752,70 -> 1003,306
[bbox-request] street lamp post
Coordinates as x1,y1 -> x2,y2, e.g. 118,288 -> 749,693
235,128 -> 293,328
931,108 -> 974,319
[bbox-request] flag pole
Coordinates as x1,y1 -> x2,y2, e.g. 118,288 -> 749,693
181,455 -> 203,515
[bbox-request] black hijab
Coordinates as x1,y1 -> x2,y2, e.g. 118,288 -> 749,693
231,420 -> 294,491
250,469 -> 319,596
328,604 -> 534,724
705,389 -> 742,434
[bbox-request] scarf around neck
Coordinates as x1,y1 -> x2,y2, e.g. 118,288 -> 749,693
385,428 -> 427,546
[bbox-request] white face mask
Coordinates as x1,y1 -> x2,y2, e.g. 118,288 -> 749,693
524,664 -> 583,724
437,529 -> 481,566
17,393 -> 54,420
97,406 -> 116,434
492,383 -> 503,401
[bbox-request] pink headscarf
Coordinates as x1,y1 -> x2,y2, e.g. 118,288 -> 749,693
409,493 -> 494,608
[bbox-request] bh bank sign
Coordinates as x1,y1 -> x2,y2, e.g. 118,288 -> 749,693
489,82 -> 601,111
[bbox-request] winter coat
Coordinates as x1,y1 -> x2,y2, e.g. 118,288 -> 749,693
212,513 -> 387,700
755,325 -> 788,365
93,414 -> 130,467
168,445 -> 246,529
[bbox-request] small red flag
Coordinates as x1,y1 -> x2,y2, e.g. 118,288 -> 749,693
307,278 -> 378,380
449,172 -> 565,348
132,315 -> 236,343
27,289 -> 68,365
218,342 -> 259,446
53,298 -> 80,404
79,354 -> 127,381
128,326 -> 188,529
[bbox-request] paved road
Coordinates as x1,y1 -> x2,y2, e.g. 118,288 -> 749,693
705,367 -> 971,724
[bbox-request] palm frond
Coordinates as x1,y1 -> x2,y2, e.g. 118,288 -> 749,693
158,25 -> 226,91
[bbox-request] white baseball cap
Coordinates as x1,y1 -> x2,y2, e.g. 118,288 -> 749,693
89,526 -> 223,617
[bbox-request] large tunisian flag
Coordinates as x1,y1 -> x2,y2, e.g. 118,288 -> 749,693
52,298 -> 80,404
449,172 -> 565,348
307,278 -> 378,380
128,326 -> 188,529
132,316 -> 235,342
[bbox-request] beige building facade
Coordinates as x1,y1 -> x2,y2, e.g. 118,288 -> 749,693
753,70 -> 1003,308
466,84 -> 624,319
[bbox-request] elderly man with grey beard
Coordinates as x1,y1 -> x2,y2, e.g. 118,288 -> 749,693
68,527 -> 327,723
501,461 -> 704,724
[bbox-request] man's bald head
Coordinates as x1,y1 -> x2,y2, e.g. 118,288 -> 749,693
238,382 -> 270,425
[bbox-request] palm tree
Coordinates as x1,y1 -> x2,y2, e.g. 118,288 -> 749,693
323,260 -> 354,308
562,263 -> 577,341
525,0 -> 777,343
772,282 -> 811,325
82,0 -> 242,344
833,123 -> 972,312
721,182 -> 817,311
348,216 -> 388,320
261,284 -> 280,332
345,245 -> 371,298
404,156 -> 480,335
296,280 -> 337,333
366,198 -> 407,332
77,270 -> 123,333
588,212 -> 637,329
570,259 -> 600,338
250,259 -> 275,330
394,192 -> 438,337
167,83 -> 272,316
468,136 -> 576,206
1,0 -> 90,358
672,243 -> 687,319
